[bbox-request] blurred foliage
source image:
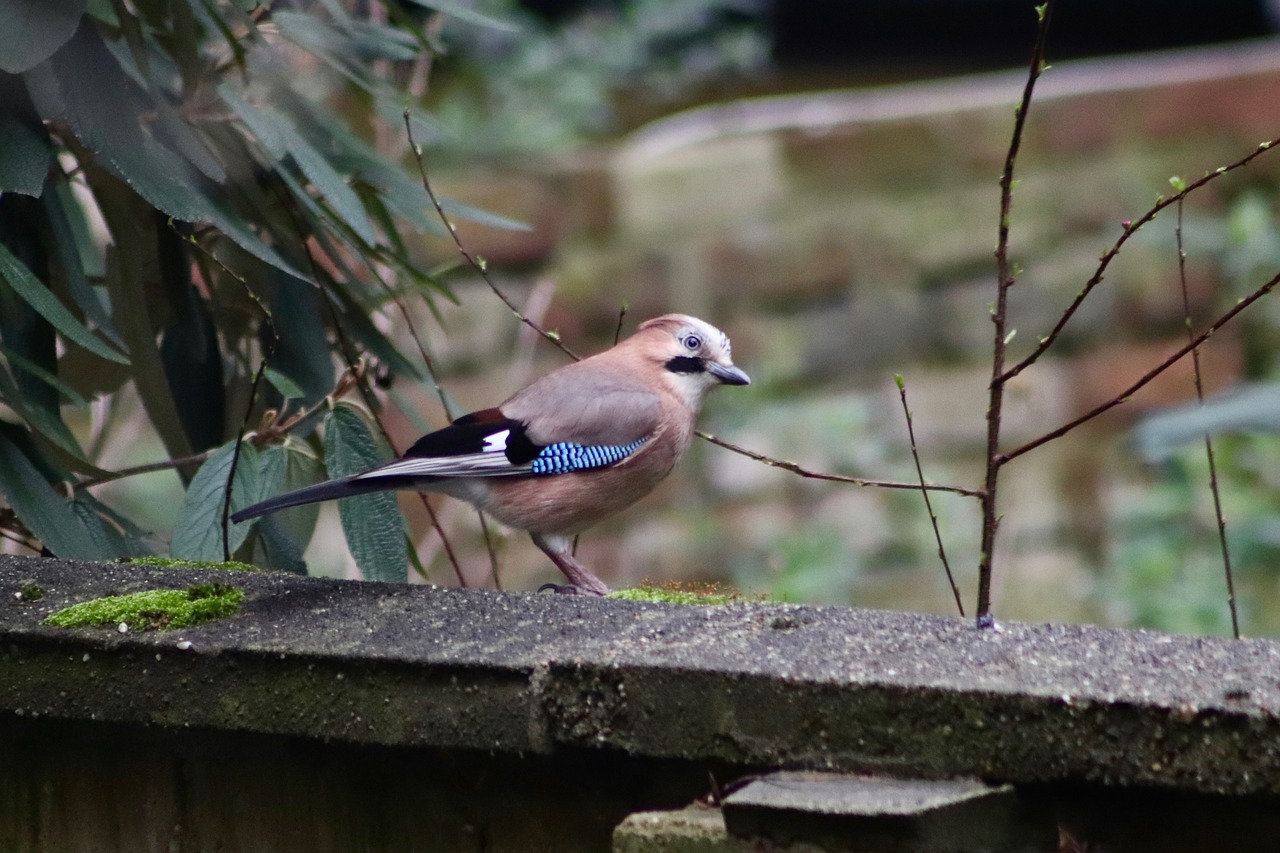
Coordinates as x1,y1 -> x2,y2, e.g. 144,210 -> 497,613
427,0 -> 770,155
1103,434 -> 1280,636
0,0 -> 536,579
1112,191 -> 1280,635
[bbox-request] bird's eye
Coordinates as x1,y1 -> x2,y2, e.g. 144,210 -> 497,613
683,334 -> 702,351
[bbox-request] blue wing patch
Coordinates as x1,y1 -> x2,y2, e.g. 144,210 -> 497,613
530,438 -> 649,475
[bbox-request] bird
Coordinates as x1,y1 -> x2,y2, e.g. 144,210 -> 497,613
231,314 -> 750,594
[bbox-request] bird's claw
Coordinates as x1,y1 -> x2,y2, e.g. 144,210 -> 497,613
537,582 -> 582,594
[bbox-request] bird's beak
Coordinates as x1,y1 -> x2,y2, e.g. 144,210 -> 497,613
707,362 -> 750,386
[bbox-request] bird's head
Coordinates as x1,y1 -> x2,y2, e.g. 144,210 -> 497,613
633,314 -> 750,407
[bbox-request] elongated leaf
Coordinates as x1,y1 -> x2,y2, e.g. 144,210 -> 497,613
1135,383 -> 1280,461
74,491 -> 157,557
0,75 -> 53,196
323,403 -> 407,583
25,25 -> 309,280
0,241 -> 128,364
95,183 -> 194,462
51,179 -> 104,277
41,179 -> 122,346
0,343 -> 87,406
286,133 -> 377,245
347,20 -> 422,61
439,197 -> 531,233
401,0 -> 519,32
170,440 -> 263,561
225,84 -> 376,245
158,223 -> 225,453
0,359 -> 113,477
266,270 -> 334,407
218,85 -> 288,160
0,430 -> 113,560
69,496 -> 146,558
0,0 -> 88,74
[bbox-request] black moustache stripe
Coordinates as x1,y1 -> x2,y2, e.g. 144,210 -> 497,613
665,356 -> 704,374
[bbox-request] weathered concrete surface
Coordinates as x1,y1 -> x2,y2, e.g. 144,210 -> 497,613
721,773 -> 1052,852
4,554 -> 1280,801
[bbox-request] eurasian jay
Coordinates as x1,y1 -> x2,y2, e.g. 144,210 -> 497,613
231,314 -> 749,594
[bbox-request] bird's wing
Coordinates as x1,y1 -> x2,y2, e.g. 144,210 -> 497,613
361,369 -> 665,484
501,359 -> 663,448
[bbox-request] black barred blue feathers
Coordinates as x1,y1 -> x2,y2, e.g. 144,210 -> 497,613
531,438 -> 649,475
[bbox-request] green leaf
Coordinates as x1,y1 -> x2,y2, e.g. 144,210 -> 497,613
252,442 -> 324,560
400,0 -> 519,32
74,491 -> 156,557
95,184 -> 194,462
157,225 -> 225,453
0,342 -> 88,406
0,240 -> 128,364
266,270 -> 334,407
221,87 -> 376,246
25,26 -> 309,281
286,132 -> 377,245
0,430 -> 113,560
219,85 -> 288,160
323,403 -> 407,583
41,180 -> 121,346
50,178 -> 104,276
171,440 -> 264,561
256,515 -> 309,574
0,359 -> 109,477
248,444 -> 309,573
264,367 -> 306,401
439,197 -> 531,233
0,0 -> 88,74
0,83 -> 53,196
347,20 -> 422,61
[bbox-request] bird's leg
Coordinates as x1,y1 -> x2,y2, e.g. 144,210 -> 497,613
531,533 -> 610,596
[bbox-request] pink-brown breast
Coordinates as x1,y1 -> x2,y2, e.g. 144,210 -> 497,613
476,404 -> 695,536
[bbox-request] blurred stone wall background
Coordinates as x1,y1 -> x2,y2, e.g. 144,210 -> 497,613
329,39 -> 1280,633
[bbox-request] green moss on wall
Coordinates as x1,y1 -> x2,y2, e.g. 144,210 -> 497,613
608,583 -> 762,606
43,584 -> 245,631
127,556 -> 259,572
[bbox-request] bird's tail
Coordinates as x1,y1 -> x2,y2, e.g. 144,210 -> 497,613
231,477 -> 390,524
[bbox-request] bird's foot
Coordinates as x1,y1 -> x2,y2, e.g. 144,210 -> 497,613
538,582 -> 583,595
531,534 -> 610,596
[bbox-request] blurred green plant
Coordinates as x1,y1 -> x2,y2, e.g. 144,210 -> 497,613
1113,192 -> 1280,635
1104,434 -> 1280,635
0,0 -> 526,579
427,0 -> 769,155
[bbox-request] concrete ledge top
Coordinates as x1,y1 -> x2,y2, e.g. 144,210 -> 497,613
3,554 -> 1280,796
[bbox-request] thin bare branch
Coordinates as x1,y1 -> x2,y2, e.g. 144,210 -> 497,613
696,431 -> 985,498
977,0 -> 1054,625
896,375 -> 964,616
1002,136 -> 1280,384
1000,267 -> 1280,466
403,111 -> 580,361
896,376 -> 962,614
1174,196 -> 1240,638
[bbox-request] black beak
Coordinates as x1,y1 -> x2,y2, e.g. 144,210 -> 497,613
707,362 -> 750,386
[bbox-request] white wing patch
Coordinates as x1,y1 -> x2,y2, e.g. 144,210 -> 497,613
482,429 -> 510,453
353,452 -> 531,481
